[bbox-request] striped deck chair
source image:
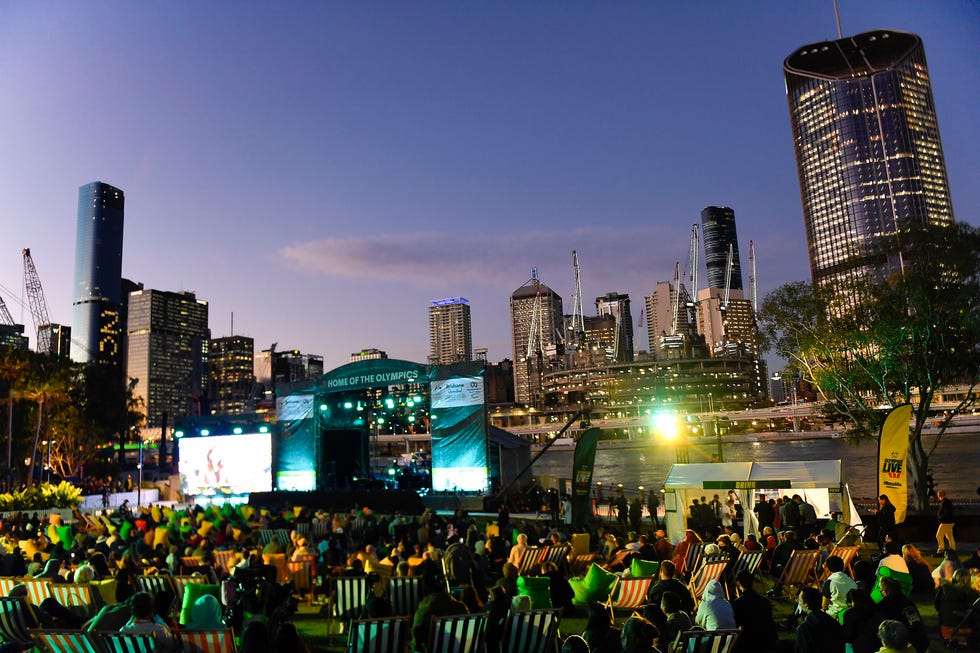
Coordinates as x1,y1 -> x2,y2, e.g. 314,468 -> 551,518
21,578 -> 52,606
690,561 -> 729,606
347,616 -> 408,653
428,613 -> 487,653
0,597 -> 39,647
172,575 -> 207,604
541,545 -> 570,569
138,575 -> 176,600
262,553 -> 291,583
827,545 -> 861,579
771,549 -> 821,595
212,550 -> 236,574
387,576 -> 421,617
259,528 -> 291,549
569,553 -> 596,576
730,550 -> 765,596
35,630 -> 101,653
181,556 -> 204,572
310,520 -> 331,542
502,608 -> 559,653
604,576 -> 655,614
682,542 -> 708,578
288,559 -> 314,603
329,576 -> 369,634
48,584 -> 101,620
517,546 -> 546,576
177,628 -> 237,653
674,629 -> 740,653
100,632 -> 157,653
0,577 -> 19,596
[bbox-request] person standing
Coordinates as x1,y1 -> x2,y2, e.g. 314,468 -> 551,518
875,494 -> 897,551
936,489 -> 956,554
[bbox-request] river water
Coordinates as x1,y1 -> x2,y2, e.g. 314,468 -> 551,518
531,431 -> 978,503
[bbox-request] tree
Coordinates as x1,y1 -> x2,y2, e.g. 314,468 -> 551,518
23,360 -> 71,486
758,223 -> 980,511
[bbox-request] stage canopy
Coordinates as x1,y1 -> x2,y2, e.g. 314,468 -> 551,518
661,460 -> 859,543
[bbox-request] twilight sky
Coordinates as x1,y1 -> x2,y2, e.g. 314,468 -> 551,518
1,2 -> 977,370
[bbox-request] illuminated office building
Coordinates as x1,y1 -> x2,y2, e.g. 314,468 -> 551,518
428,297 -> 473,365
594,292 -> 634,363
209,335 -> 254,415
784,30 -> 954,293
72,182 -> 125,366
126,289 -> 209,428
701,207 -> 743,291
510,271 -> 564,405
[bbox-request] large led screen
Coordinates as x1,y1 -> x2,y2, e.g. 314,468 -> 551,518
179,433 -> 272,496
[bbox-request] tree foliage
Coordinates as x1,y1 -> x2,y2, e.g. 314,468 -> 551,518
758,223 -> 980,510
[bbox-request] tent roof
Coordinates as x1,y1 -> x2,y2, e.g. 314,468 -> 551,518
489,426 -> 531,450
663,460 -> 845,490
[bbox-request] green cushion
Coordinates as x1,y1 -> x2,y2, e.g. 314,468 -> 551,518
570,563 -> 617,605
56,525 -> 74,552
179,583 -> 219,625
630,558 -> 659,578
119,520 -> 132,541
517,575 -> 552,609
871,566 -> 913,603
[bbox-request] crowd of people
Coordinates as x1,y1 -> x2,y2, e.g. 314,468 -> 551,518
0,486 -> 974,653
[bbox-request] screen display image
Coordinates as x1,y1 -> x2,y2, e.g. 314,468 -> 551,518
179,433 -> 272,496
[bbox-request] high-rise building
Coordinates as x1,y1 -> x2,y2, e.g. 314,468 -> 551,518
784,30 -> 954,294
0,324 -> 28,351
72,182 -> 125,367
645,280 -> 695,360
39,324 -> 71,361
695,289 -> 757,358
126,289 -> 209,428
595,292 -> 634,363
428,297 -> 473,365
701,207 -> 743,292
209,335 -> 254,415
510,271 -> 564,405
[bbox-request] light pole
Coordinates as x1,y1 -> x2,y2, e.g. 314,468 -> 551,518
136,437 -> 143,508
44,439 -> 51,483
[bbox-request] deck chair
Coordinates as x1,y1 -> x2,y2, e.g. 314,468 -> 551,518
288,559 -> 314,603
569,553 -> 596,577
328,576 -> 370,634
830,545 -> 861,577
771,549 -> 821,595
259,528 -> 291,549
100,632 -> 157,653
387,576 -> 421,617
262,553 -> 291,583
0,596 -> 39,648
0,577 -> 20,596
172,575 -> 208,604
181,556 -> 205,572
674,628 -> 740,653
870,565 -> 913,603
502,608 -> 559,653
138,575 -> 176,599
48,584 -> 102,620
428,613 -> 487,653
690,561 -> 729,605
212,550 -> 237,575
603,576 -> 655,614
730,550 -> 765,596
347,616 -> 408,653
177,628 -> 237,653
682,542 -> 708,578
34,630 -> 101,653
21,578 -> 52,606
541,545 -> 570,569
517,546 -> 546,576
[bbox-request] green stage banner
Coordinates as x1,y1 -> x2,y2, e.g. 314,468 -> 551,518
275,393 -> 316,491
571,428 -> 601,529
430,362 -> 488,492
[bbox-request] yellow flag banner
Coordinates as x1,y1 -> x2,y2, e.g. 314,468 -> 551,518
878,404 -> 912,524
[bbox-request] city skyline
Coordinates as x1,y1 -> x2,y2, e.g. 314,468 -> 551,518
1,3 -> 977,370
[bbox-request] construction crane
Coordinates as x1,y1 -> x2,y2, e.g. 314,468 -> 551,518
569,251 -> 585,349
22,249 -> 52,354
749,240 -> 758,312
670,261 -> 682,335
0,292 -> 13,326
684,223 -> 700,328
721,243 -> 735,313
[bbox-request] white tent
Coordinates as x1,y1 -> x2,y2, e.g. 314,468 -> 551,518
661,460 -> 859,543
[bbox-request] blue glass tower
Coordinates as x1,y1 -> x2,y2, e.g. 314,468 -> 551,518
701,206 -> 743,291
72,182 -> 125,366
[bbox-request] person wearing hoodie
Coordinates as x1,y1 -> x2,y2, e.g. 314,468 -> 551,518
186,594 -> 225,630
694,579 -> 736,631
